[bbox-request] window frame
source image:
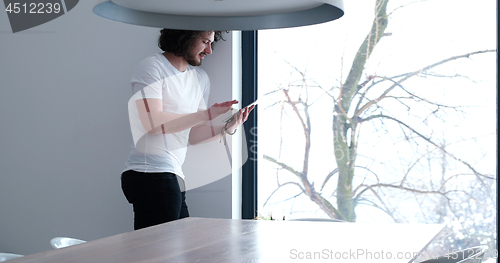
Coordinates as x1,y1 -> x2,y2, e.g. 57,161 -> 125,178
240,30 -> 258,219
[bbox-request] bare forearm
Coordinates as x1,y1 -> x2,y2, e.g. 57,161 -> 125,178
189,106 -> 254,145
147,110 -> 209,135
136,98 -> 237,136
189,124 -> 226,145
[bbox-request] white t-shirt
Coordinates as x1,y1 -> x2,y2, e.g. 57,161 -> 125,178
125,53 -> 210,180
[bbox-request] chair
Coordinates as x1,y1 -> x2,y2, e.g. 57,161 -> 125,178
420,245 -> 488,263
288,217 -> 346,222
50,237 -> 86,249
0,253 -> 23,262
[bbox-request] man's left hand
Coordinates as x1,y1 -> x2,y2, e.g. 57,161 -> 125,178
226,105 -> 256,133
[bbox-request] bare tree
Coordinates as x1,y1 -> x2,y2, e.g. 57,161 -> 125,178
261,0 -> 496,249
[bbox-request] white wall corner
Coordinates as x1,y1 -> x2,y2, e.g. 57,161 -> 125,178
231,30 -> 243,219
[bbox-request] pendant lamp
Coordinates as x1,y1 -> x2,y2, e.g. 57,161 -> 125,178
93,0 -> 344,31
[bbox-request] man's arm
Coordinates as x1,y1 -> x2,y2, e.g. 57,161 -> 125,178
136,98 -> 237,135
189,105 -> 255,145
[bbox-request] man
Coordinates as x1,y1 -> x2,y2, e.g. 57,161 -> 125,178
121,29 -> 254,230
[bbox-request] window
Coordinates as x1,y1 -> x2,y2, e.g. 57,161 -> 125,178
256,0 -> 496,254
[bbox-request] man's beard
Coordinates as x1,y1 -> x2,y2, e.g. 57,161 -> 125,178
185,52 -> 204,66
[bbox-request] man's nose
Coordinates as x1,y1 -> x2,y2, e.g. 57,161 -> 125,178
205,44 -> 212,55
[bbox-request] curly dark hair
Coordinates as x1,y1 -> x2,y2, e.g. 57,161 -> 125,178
158,29 -> 226,57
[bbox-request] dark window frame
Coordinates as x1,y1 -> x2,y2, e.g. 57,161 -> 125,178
241,30 -> 258,219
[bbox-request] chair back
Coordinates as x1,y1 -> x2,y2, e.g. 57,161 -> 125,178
0,253 -> 23,262
50,237 -> 86,249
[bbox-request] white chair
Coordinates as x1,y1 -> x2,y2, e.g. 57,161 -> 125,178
0,253 -> 23,262
50,237 -> 86,249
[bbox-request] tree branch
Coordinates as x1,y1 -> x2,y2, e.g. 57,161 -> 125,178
320,168 -> 339,192
263,155 -> 302,177
354,50 -> 495,118
355,183 -> 458,200
263,182 -> 305,208
362,114 -> 496,181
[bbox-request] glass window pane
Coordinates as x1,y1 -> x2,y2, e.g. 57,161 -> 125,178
257,0 -> 497,255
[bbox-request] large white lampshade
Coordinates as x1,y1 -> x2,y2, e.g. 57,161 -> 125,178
93,0 -> 344,31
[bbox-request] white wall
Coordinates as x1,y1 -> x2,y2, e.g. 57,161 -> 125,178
0,1 -> 234,255
184,32 -> 236,220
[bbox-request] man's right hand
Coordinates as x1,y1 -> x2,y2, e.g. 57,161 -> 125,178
207,100 -> 239,120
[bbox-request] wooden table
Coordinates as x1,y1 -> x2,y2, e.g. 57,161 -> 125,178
9,217 -> 444,263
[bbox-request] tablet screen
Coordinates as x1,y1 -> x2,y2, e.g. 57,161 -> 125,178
243,99 -> 258,109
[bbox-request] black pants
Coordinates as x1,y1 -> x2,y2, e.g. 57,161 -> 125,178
121,170 -> 189,230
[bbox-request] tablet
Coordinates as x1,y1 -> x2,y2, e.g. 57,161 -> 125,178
229,99 -> 258,113
243,99 -> 258,109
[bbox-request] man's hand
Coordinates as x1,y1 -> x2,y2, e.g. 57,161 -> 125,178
226,104 -> 256,133
208,100 -> 239,120
189,102 -> 254,145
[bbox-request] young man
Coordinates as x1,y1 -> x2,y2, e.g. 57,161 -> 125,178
121,29 -> 254,230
